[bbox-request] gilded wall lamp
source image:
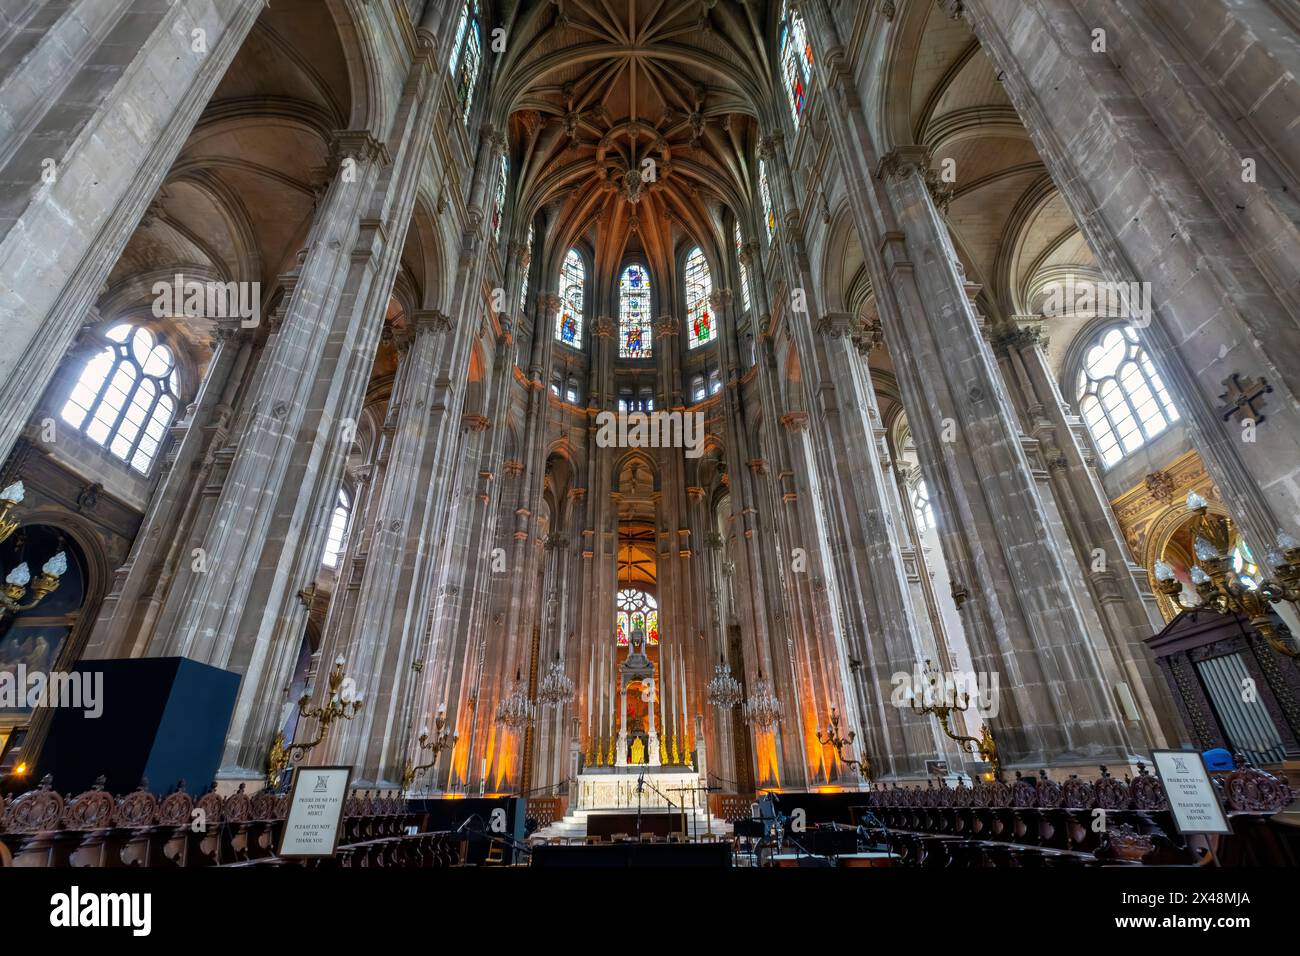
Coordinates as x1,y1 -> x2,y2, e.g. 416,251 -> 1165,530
1153,492 -> 1300,658
904,659 -> 1000,778
402,705 -> 459,789
267,654 -> 364,789
815,706 -> 873,782
0,481 -> 68,621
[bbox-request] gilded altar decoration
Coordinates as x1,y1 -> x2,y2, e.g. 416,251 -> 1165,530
630,736 -> 646,765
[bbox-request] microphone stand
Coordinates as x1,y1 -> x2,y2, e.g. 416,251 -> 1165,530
635,770 -> 645,841
639,775 -> 679,842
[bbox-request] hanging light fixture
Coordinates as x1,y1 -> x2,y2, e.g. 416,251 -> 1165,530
538,650 -> 575,707
706,654 -> 742,709
742,670 -> 783,729
495,667 -> 536,728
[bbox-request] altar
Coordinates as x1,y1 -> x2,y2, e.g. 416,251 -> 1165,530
574,770 -> 703,812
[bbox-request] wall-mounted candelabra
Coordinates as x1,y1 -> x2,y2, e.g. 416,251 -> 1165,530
904,659 -> 1000,778
815,706 -> 872,782
1153,492 -> 1300,658
0,481 -> 68,621
402,705 -> 458,789
267,655 -> 364,789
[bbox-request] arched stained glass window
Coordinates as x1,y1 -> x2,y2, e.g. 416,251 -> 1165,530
451,3 -> 482,124
518,220 -> 534,313
759,159 -> 776,241
491,153 -> 507,244
734,219 -> 752,313
60,323 -> 178,474
779,0 -> 813,127
556,248 -> 584,346
685,247 -> 713,349
616,588 -> 659,646
1076,326 -> 1180,468
322,487 -> 351,569
618,264 -> 652,359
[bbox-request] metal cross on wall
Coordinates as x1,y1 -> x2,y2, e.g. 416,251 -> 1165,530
1216,373 -> 1272,424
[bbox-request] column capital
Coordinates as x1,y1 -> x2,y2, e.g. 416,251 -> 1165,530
708,288 -> 732,313
875,144 -> 933,182
654,314 -> 679,338
876,144 -> 953,211
330,130 -> 391,169
780,411 -> 809,432
757,132 -> 785,160
592,315 -> 615,338
990,323 -> 1045,357
410,309 -> 453,334
815,311 -> 861,337
543,292 -> 563,315
936,0 -> 965,21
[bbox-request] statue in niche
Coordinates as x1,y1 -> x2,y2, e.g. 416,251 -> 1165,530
630,737 -> 646,765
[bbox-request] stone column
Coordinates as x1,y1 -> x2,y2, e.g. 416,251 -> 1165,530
991,323 -> 1184,746
958,0 -> 1300,550
314,309 -> 462,785
873,146 -> 1136,766
134,130 -> 406,778
796,0 -> 1144,768
0,0 -> 264,462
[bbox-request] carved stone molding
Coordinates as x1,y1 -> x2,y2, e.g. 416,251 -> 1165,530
654,315 -> 680,338
990,323 -> 1043,357
330,130 -> 391,171
780,411 -> 809,432
592,315 -> 615,338
410,309 -> 453,335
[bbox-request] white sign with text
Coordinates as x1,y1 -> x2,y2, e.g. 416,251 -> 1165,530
278,766 -> 352,857
1150,750 -> 1232,835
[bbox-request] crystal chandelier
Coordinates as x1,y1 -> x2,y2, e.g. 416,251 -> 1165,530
537,650 -> 574,707
742,670 -> 783,729
706,654 -> 742,709
495,667 -> 536,728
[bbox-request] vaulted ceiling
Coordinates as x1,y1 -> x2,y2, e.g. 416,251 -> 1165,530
500,1 -> 776,285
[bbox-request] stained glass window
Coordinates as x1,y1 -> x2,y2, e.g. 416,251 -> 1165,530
618,264 -> 652,359
685,247 -> 713,349
491,153 -> 507,244
616,588 -> 659,646
556,248 -> 584,346
1076,326 -> 1179,468
60,323 -> 178,474
448,2 -> 469,73
453,3 -> 482,124
779,0 -> 813,128
734,219 -> 752,313
518,220 -> 533,313
759,159 -> 775,241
